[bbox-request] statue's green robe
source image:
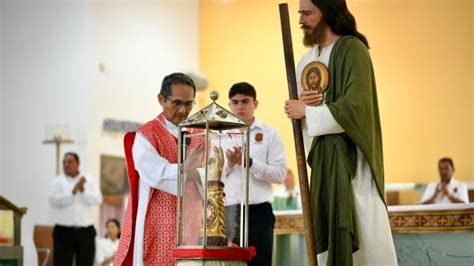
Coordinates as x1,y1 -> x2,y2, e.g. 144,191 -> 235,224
307,36 -> 385,266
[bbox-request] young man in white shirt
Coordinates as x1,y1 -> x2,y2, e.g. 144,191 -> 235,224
421,157 -> 469,204
49,152 -> 103,266
224,82 -> 287,266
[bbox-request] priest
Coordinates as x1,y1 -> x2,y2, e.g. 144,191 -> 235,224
114,73 -> 201,265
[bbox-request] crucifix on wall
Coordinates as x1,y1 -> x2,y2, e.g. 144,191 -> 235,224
42,124 -> 74,175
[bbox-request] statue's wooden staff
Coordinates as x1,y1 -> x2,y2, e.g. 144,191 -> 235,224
279,3 -> 318,266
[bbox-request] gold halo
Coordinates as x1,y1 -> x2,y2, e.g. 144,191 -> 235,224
301,61 -> 329,93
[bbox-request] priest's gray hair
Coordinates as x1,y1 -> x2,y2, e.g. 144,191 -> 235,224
160,72 -> 196,97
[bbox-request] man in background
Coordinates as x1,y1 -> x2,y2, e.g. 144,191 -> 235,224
49,152 -> 103,266
421,157 -> 469,204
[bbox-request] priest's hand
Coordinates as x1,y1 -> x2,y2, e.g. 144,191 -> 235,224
300,90 -> 323,106
225,146 -> 242,168
185,144 -> 205,170
285,99 -> 306,119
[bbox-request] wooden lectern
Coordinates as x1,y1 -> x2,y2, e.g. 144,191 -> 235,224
0,195 -> 27,266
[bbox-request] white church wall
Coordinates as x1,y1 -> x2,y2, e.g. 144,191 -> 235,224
1,1 -> 91,264
1,0 -> 200,264
88,1 -> 200,182
0,1 -> 3,195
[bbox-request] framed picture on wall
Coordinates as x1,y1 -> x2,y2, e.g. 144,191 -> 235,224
100,155 -> 129,196
99,155 -> 129,236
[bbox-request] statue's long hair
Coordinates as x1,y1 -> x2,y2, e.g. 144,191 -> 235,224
312,0 -> 369,48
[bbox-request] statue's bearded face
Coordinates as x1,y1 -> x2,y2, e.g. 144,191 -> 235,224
299,0 -> 326,47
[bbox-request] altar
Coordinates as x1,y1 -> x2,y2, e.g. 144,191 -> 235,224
273,203 -> 474,265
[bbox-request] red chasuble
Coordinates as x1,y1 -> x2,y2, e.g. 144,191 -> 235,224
115,113 -> 202,265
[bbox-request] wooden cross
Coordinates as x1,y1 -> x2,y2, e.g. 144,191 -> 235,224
42,135 -> 74,175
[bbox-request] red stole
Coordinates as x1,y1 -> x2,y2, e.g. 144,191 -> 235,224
114,113 -> 202,265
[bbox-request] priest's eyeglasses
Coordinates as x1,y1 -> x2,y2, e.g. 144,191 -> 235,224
164,95 -> 195,109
